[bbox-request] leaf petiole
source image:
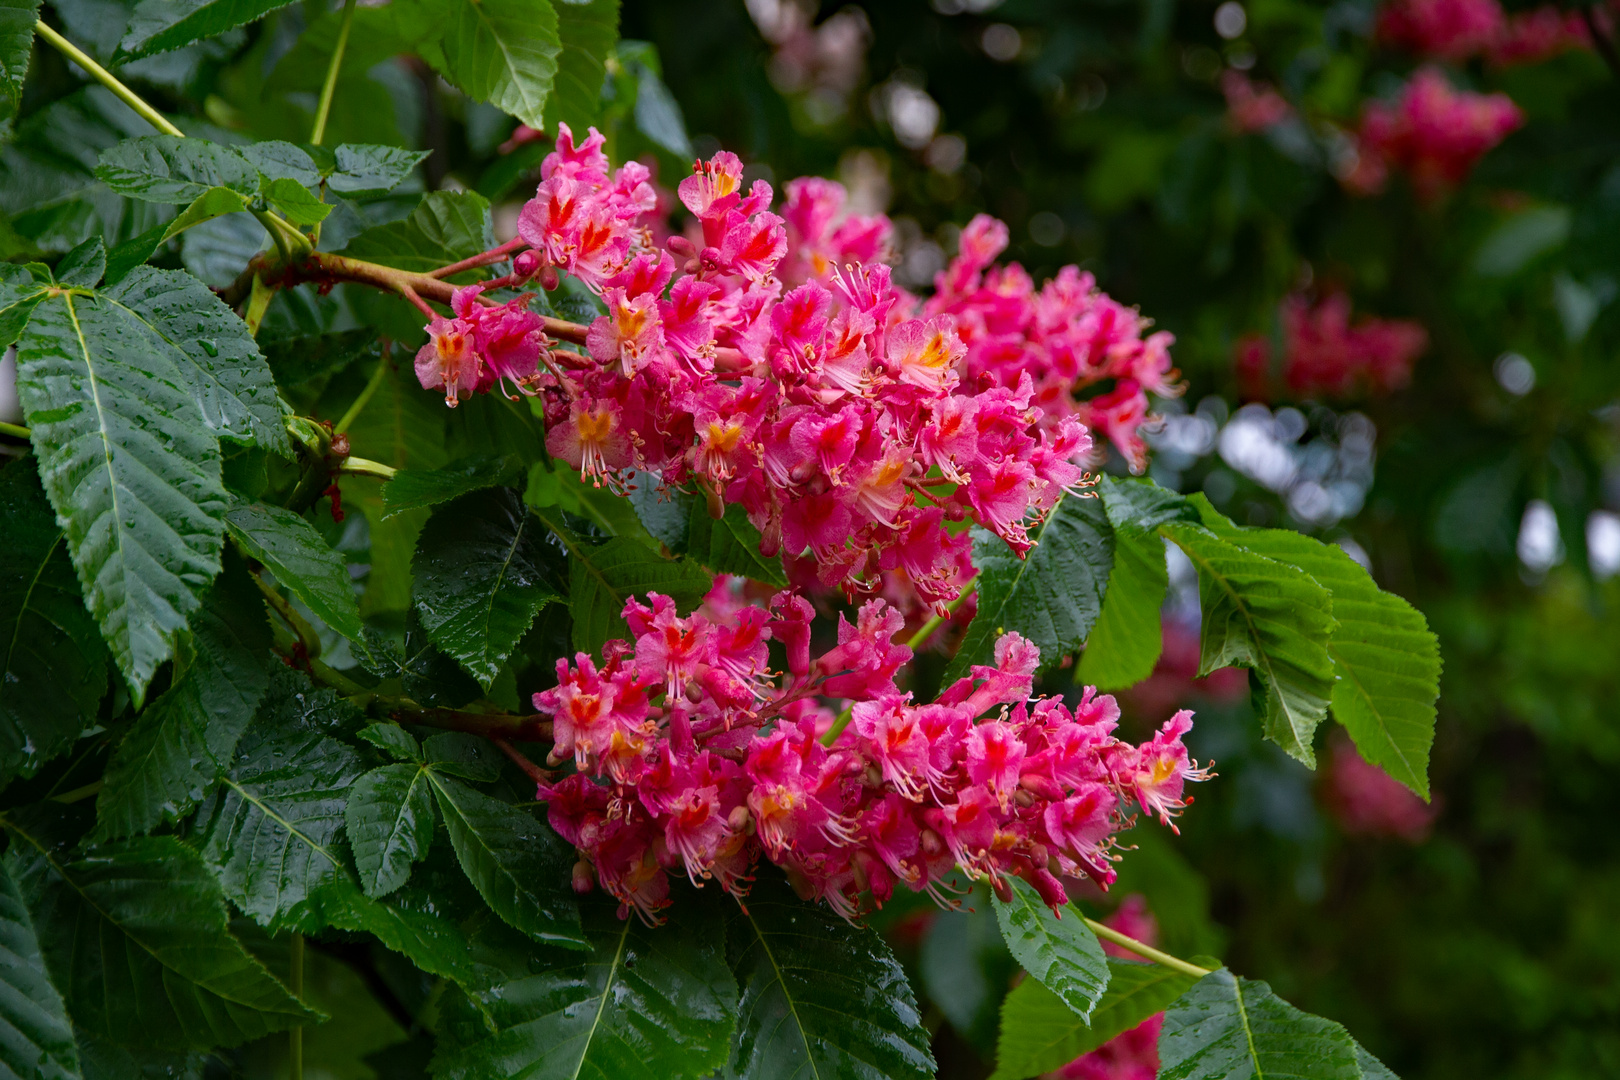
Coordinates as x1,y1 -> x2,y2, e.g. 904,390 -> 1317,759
309,0 -> 358,146
34,21 -> 182,137
1082,917 -> 1213,979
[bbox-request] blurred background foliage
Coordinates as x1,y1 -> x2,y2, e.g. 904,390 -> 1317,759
5,0 -> 1619,1075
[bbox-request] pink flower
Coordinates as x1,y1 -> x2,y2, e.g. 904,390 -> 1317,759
1221,72 -> 1293,133
414,311 -> 479,406
1353,68 -> 1524,201
1377,0 -> 1506,60
1322,736 -> 1440,841
1121,711 -> 1209,830
1236,292 -> 1428,401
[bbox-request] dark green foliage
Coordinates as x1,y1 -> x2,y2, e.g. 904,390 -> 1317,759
947,493 -> 1114,680
726,874 -> 935,1080
1158,969 -> 1361,1080
435,896 -> 736,1080
4,825 -> 319,1051
0,858 -> 80,1080
95,551 -> 271,839
346,764 -> 435,899
412,487 -> 562,688
0,460 -> 108,788
225,501 -> 366,643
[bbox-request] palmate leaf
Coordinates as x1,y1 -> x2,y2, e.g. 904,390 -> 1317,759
946,493 -> 1115,682
726,874 -> 935,1080
1160,522 -> 1336,767
3,823 -> 320,1052
991,880 -> 1110,1020
95,551 -> 271,840
116,0 -> 299,59
425,772 -> 587,949
339,190 -> 495,276
1189,499 -> 1441,797
94,136 -> 258,204
237,142 -> 321,187
104,267 -> 290,454
328,145 -> 432,195
224,501 -> 366,644
552,0 -> 619,132
0,0 -> 40,123
346,764 -> 435,899
15,283 -> 231,705
419,0 -> 562,131
539,517 -> 713,656
989,959 -> 1199,1080
412,487 -> 563,689
195,668 -> 367,932
1157,968 -> 1361,1080
1075,525 -> 1166,690
0,858 -> 79,1080
434,896 -> 737,1080
321,880 -> 484,988
0,459 -> 108,788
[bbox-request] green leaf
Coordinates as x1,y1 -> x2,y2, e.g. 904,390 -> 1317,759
1354,1040 -> 1401,1080
382,455 -> 517,518
0,459 -> 108,787
117,0 -> 298,59
195,668 -> 367,931
54,239 -> 106,289
426,771 -> 587,949
15,288 -> 230,705
620,42 -> 692,158
262,177 -> 332,226
1161,522 -> 1336,767
1189,500 -> 1440,798
224,501 -> 366,643
0,264 -> 47,347
918,902 -> 1018,1055
358,722 -> 423,763
992,879 -> 1109,1020
5,828 -> 320,1051
74,1032 -> 205,1080
544,523 -> 713,656
551,0 -> 619,132
684,500 -> 788,586
94,136 -> 258,204
0,857 -> 80,1080
0,0 -> 40,123
1098,475 -> 1201,533
989,959 -> 1198,1080
435,895 -> 738,1080
726,873 -> 935,1080
339,191 -> 495,275
1076,525 -> 1166,690
1157,968 -> 1360,1080
95,550 -> 271,839
947,493 -> 1115,681
526,459 -> 657,541
423,731 -> 500,782
423,0 -> 562,131
320,880 -> 485,988
346,764 -> 436,899
161,186 -> 253,243
413,487 -> 563,689
328,144 -> 431,195
237,142 -> 321,188
105,266 -> 291,454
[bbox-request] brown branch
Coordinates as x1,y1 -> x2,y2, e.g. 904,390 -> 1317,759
492,738 -> 551,785
429,237 -> 528,279
394,707 -> 554,743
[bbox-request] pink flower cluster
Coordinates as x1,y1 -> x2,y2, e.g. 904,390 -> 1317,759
1376,0 -> 1595,65
414,284 -> 547,406
1343,68 -> 1524,201
1235,293 -> 1429,400
1221,72 -> 1293,134
415,125 -> 1180,608
1322,737 -> 1440,842
530,586 -> 1206,922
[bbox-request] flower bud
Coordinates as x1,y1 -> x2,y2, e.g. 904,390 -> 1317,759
512,249 -> 542,281
538,265 -> 561,291
571,859 -> 596,894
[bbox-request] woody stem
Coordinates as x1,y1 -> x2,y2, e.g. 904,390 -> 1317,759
429,237 -> 529,279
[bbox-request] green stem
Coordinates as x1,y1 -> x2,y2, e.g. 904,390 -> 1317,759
309,0 -> 358,146
289,933 -> 305,1080
903,575 -> 979,652
0,421 -> 29,439
337,455 -> 397,481
244,273 -> 276,336
49,779 -> 103,805
819,703 -> 855,747
335,356 -> 388,436
247,561 -> 324,660
1082,917 -> 1214,979
34,21 -> 183,137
